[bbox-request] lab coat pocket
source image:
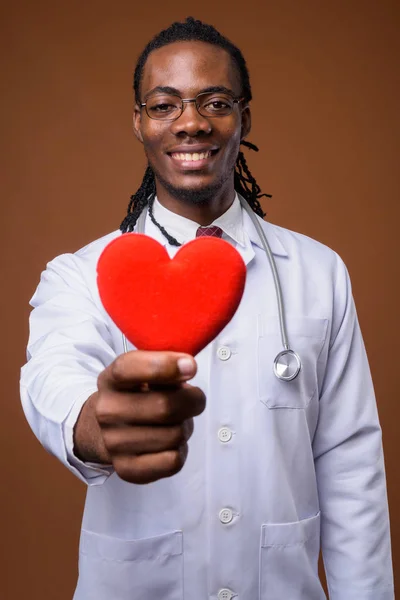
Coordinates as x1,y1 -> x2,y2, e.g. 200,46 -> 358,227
258,316 -> 327,408
260,513 -> 325,600
74,529 -> 183,600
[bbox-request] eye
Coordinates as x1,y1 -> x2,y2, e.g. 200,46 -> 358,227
202,96 -> 233,114
146,95 -> 181,117
149,103 -> 176,113
209,101 -> 229,109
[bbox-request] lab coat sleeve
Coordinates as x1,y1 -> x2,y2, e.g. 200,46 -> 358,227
20,252 -> 116,485
313,254 -> 394,599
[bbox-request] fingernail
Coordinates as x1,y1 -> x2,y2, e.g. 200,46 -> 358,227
177,357 -> 194,378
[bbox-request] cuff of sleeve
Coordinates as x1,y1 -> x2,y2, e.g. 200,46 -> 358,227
327,584 -> 394,600
62,387 -> 114,485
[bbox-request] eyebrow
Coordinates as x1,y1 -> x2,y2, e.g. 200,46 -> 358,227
144,85 -> 237,99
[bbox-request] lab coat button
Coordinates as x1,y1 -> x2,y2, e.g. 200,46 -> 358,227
217,346 -> 231,360
219,508 -> 233,524
218,589 -> 234,600
218,427 -> 232,443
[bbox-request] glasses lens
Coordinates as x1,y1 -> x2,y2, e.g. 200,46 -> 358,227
145,95 -> 182,120
197,93 -> 234,117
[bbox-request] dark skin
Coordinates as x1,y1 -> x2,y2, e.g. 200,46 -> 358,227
133,41 -> 251,224
73,41 -> 251,484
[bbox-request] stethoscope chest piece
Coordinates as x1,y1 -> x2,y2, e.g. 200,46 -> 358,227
274,349 -> 301,381
131,197 -> 303,383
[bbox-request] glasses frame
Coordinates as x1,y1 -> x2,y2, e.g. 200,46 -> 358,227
140,91 -> 244,122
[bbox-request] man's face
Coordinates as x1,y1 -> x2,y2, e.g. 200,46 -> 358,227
133,41 -> 251,205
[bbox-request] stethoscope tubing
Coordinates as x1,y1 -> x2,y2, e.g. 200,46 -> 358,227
121,196 -> 301,381
238,195 -> 289,352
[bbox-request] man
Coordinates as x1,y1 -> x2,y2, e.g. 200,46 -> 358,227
20,17 -> 394,600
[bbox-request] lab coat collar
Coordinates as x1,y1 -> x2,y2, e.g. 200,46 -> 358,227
138,199 -> 289,262
242,208 -> 289,258
140,207 -> 255,267
148,194 -> 246,248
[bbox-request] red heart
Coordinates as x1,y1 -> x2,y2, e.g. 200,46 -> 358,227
97,233 -> 246,356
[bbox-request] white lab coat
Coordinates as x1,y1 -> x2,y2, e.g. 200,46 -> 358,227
20,208 -> 394,599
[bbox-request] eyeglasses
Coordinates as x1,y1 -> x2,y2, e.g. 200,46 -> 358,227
140,91 -> 243,121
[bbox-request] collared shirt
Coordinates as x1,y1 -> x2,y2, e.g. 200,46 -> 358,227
20,198 -> 394,600
152,193 -> 246,248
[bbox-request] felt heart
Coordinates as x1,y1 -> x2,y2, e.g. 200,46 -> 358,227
97,233 -> 246,356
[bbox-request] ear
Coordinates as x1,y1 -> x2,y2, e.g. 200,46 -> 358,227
240,104 -> 251,141
133,104 -> 144,143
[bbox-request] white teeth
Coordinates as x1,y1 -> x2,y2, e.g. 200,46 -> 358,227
172,151 -> 212,161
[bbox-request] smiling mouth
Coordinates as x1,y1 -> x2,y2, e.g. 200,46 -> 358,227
170,150 -> 214,161
168,149 -> 219,168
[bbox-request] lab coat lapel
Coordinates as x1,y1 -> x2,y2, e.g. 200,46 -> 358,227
240,210 -> 289,265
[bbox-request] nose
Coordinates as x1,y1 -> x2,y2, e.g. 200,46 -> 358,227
170,101 -> 212,137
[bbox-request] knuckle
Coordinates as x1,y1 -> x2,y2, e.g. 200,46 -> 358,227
95,394 -> 113,424
97,368 -> 107,388
165,446 -> 187,476
169,425 -> 185,447
183,419 -> 194,441
147,354 -> 167,378
100,427 -> 113,449
193,387 -> 207,414
110,356 -> 126,382
181,386 -> 206,417
146,352 -> 184,381
154,393 -> 173,421
113,456 -> 130,478
113,456 -> 141,484
101,428 -> 121,453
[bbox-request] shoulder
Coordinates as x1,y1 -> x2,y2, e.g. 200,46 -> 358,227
75,230 -> 122,262
258,216 -> 347,275
263,217 -> 336,257
261,218 -> 353,326
32,230 -> 122,305
252,216 -> 352,312
46,230 -> 122,273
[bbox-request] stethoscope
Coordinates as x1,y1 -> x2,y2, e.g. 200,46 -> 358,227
122,195 -> 301,382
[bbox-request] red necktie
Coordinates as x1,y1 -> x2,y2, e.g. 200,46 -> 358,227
196,226 -> 223,238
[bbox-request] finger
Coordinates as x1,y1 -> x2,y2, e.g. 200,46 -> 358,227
102,420 -> 194,455
99,351 -> 197,390
113,445 -> 189,484
96,385 -> 206,426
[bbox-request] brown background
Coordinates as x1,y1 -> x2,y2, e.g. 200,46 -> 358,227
1,0 -> 399,597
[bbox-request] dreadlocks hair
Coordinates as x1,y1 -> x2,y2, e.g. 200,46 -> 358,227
120,16 -> 271,235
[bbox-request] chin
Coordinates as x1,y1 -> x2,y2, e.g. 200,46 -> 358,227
170,185 -> 219,205
158,178 -> 219,205
155,168 -> 232,206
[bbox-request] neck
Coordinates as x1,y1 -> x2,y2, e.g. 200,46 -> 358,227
154,178 -> 236,225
